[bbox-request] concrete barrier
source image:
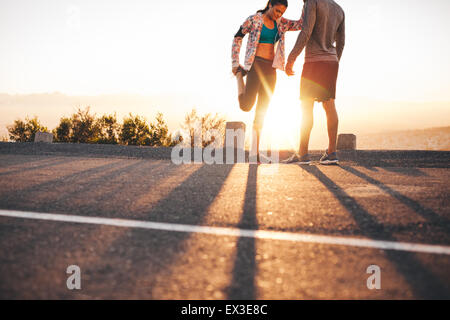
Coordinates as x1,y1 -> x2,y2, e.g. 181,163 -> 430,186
224,122 -> 246,163
337,134 -> 356,151
224,122 -> 246,149
34,132 -> 54,143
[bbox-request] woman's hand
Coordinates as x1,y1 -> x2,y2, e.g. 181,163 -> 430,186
232,66 -> 240,75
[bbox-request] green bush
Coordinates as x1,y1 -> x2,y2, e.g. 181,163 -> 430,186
6,107 -> 225,147
53,117 -> 72,143
149,112 -> 176,147
53,109 -> 122,144
119,114 -> 151,146
182,108 -> 226,148
119,112 -> 175,147
97,113 -> 120,144
69,107 -> 101,143
7,116 -> 48,142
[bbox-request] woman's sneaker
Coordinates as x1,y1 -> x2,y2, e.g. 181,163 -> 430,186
320,149 -> 339,165
282,153 -> 311,165
257,153 -> 273,164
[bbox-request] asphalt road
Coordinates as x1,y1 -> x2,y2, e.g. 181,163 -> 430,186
0,153 -> 449,299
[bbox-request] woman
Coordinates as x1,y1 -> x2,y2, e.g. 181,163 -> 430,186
232,0 -> 303,163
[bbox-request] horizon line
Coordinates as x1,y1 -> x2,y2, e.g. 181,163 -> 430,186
1,91 -> 450,104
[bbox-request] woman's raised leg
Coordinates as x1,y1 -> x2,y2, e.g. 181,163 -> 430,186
238,65 -> 260,112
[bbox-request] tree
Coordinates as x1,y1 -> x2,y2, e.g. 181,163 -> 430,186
69,107 -> 101,143
7,108 -> 182,147
199,112 -> 226,147
53,117 -> 72,143
182,108 -> 198,147
97,113 -> 120,144
181,108 -> 226,148
119,113 -> 151,146
148,112 -> 174,147
7,116 -> 48,142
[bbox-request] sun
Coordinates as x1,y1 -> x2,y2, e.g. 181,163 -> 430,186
259,77 -> 302,151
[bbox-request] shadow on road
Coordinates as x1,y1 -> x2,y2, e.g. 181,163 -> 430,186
340,165 -> 450,233
84,164 -> 235,298
379,166 -> 428,177
360,165 -> 428,177
32,160 -> 169,216
227,164 -> 258,300
0,159 -> 126,211
301,165 -> 450,299
0,160 -> 175,265
0,157 -> 80,177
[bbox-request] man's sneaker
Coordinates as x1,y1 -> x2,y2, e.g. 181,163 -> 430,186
298,154 -> 312,165
282,153 -> 311,165
320,149 -> 339,165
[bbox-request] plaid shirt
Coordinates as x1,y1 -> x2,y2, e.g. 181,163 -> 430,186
232,12 -> 303,72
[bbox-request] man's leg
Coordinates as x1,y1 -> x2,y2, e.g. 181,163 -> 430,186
322,99 -> 339,154
299,98 -> 315,157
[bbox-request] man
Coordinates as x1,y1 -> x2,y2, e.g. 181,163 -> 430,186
284,0 -> 345,165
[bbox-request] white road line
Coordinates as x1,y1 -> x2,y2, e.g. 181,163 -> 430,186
1,209 -> 450,256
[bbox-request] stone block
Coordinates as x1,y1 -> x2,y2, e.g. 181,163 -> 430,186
34,131 -> 54,143
337,134 -> 356,150
224,122 -> 246,150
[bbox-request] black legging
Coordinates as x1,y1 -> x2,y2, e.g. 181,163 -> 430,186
239,56 -> 277,132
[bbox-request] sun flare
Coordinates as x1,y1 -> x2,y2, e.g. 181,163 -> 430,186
259,77 -> 302,151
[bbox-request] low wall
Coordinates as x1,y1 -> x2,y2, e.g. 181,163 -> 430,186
0,142 -> 449,168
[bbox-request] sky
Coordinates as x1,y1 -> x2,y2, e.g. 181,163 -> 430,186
1,0 -> 449,148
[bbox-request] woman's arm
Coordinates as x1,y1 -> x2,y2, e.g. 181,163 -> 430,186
280,7 -> 305,31
287,0 -> 317,73
231,15 -> 254,72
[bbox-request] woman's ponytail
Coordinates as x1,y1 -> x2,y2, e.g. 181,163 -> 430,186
256,0 -> 288,14
257,1 -> 271,14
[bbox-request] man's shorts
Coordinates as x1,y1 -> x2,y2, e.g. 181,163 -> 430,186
300,61 -> 339,102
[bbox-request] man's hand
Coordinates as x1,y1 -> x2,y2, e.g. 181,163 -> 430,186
285,61 -> 295,76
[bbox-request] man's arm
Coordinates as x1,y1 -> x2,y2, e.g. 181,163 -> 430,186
287,0 -> 317,66
336,14 -> 345,62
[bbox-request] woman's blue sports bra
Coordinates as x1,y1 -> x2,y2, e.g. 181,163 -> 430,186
259,21 -> 279,44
